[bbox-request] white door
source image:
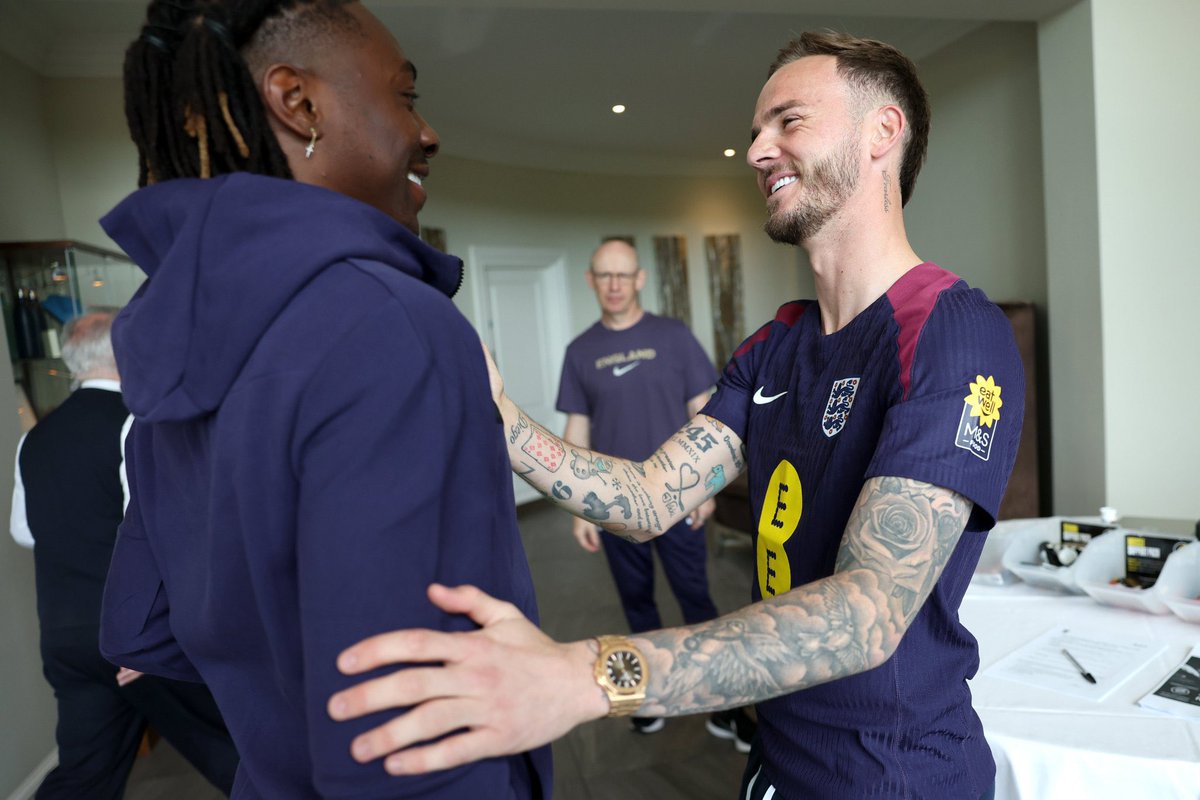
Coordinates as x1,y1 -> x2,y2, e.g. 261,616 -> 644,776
468,247 -> 572,505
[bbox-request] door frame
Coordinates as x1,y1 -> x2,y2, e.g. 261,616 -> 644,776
465,246 -> 573,504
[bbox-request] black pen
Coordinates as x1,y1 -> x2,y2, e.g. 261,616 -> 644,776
1061,649 -> 1097,684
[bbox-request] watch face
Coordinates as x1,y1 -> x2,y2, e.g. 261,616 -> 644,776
605,650 -> 643,689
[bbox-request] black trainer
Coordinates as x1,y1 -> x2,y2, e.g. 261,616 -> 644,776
630,716 -> 665,734
706,708 -> 755,753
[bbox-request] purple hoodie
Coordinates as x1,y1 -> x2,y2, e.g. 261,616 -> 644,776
99,174 -> 550,799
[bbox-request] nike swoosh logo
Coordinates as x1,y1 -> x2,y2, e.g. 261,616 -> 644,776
753,386 -> 787,405
613,362 -> 641,377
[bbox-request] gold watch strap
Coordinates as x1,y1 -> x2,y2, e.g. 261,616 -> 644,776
605,693 -> 644,717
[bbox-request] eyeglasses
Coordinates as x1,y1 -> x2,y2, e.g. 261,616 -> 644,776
591,271 -> 639,284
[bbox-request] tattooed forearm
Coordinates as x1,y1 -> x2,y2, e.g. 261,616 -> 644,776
507,415 -> 529,445
671,436 -> 702,464
704,464 -> 727,496
498,399 -> 743,539
835,476 -> 971,624
628,476 -> 971,717
633,569 -> 892,714
721,434 -> 745,472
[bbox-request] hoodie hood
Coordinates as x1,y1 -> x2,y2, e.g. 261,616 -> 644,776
102,173 -> 463,423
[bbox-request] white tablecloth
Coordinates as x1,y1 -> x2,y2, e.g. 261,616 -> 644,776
962,582 -> 1200,799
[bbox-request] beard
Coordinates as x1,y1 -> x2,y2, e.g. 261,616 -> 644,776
763,133 -> 861,245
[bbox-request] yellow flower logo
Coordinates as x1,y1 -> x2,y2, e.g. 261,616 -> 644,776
964,375 -> 1002,428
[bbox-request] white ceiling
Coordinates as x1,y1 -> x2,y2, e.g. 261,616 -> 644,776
0,0 -> 1078,176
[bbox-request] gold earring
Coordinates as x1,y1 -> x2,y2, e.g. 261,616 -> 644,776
305,127 -> 318,159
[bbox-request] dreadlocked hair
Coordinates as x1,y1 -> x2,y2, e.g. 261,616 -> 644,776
124,0 -> 355,186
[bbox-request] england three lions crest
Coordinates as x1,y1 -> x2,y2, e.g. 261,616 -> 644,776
822,377 -> 860,438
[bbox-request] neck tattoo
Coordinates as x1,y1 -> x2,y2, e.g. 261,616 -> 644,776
882,170 -> 892,213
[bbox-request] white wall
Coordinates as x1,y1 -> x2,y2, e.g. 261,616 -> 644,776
0,51 -> 66,240
1038,1 -> 1106,516
1091,0 -> 1200,520
44,77 -> 139,252
0,50 -> 62,798
910,23 -> 1047,306
424,154 -> 803,361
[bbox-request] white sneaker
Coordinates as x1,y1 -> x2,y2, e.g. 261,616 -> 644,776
631,716 -> 665,734
706,709 -> 755,753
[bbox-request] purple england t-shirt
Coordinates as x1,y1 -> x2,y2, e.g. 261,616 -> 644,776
556,312 -> 715,461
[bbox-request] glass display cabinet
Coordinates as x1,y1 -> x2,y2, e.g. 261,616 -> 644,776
0,240 -> 142,424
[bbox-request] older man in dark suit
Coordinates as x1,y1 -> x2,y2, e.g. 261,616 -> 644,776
10,310 -> 238,799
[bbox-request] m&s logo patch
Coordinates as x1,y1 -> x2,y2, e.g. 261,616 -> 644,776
954,375 -> 1003,461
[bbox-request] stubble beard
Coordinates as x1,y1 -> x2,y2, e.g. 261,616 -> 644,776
763,132 -> 861,246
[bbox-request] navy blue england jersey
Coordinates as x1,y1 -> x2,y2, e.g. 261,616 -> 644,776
702,262 -> 1024,798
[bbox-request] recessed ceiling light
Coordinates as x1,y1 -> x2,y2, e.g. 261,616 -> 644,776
723,148 -> 736,157
611,104 -> 626,114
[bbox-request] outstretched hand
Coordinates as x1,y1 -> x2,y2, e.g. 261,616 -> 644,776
328,584 -> 607,776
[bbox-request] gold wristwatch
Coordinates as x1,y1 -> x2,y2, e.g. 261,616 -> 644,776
593,635 -> 648,717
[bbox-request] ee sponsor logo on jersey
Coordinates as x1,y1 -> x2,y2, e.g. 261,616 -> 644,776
756,460 -> 802,598
954,374 -> 1003,461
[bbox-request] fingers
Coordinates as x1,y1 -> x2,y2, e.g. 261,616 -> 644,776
348,697 -> 490,767
336,585 -> 519,676
572,522 -> 601,553
427,583 -> 522,628
583,527 -> 601,552
330,663 -> 456,722
572,518 -> 602,553
115,667 -> 143,687
384,726 -> 508,776
338,626 -> 462,676
328,583 -> 567,775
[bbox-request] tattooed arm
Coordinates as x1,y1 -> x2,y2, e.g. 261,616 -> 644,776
561,413 -> 602,552
685,390 -> 717,530
497,350 -> 741,541
633,476 -> 971,714
326,475 -> 973,775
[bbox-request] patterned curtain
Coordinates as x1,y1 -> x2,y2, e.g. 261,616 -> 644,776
705,234 -> 744,370
653,235 -> 691,327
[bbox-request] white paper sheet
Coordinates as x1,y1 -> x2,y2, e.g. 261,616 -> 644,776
981,626 -> 1165,701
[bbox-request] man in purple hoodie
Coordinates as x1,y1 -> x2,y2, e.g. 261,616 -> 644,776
99,2 -> 549,797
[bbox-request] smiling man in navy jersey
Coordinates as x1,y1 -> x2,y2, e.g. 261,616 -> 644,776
329,31 -> 1022,800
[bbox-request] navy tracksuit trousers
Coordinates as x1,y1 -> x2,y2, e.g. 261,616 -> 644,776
601,518 -> 719,633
